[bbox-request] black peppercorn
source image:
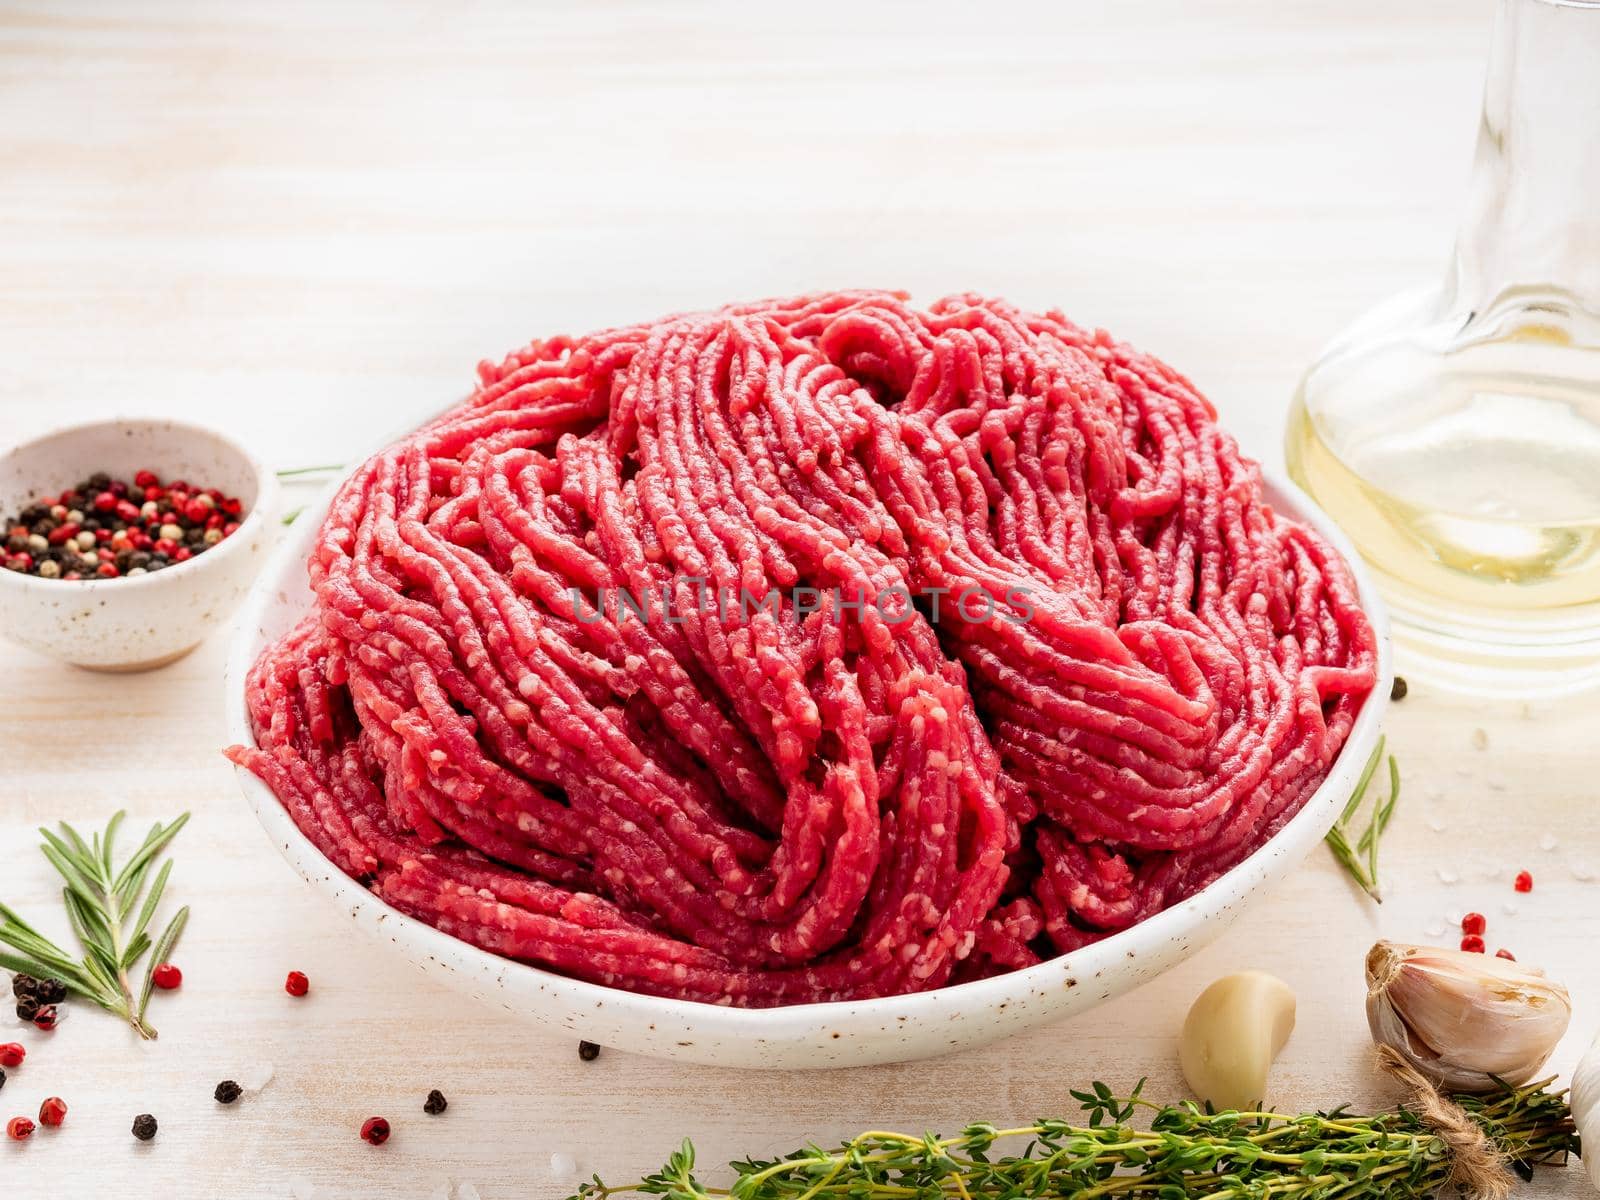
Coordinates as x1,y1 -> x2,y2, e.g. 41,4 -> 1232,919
214,1080 -> 243,1105
423,1089 -> 447,1115
0,1066 -> 6,1092
1390,675 -> 1408,701
15,995 -> 39,1022
35,978 -> 66,1005
11,974 -> 37,1000
578,1040 -> 601,1061
132,1113 -> 158,1141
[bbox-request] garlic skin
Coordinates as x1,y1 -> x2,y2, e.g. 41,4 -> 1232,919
1365,941 -> 1570,1093
1179,970 -> 1296,1112
1571,1030 -> 1600,1191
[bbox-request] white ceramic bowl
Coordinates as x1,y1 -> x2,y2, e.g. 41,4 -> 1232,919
0,418 -> 279,671
227,469 -> 1390,1068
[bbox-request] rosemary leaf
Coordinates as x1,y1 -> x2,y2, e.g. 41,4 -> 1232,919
138,906 -> 189,1023
112,814 -> 190,896
126,858 -> 173,960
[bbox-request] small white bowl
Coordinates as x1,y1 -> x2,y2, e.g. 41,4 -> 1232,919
0,418 -> 279,671
227,468 -> 1389,1068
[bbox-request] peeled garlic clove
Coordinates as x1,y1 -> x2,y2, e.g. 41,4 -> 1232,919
1570,1030 -> 1600,1190
1179,970 -> 1296,1112
1365,940 -> 1570,1093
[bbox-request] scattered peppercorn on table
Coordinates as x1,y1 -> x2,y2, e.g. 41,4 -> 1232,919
2,2 -> 1596,1197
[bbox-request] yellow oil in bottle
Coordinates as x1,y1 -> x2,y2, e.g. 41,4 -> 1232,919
1286,320 -> 1600,675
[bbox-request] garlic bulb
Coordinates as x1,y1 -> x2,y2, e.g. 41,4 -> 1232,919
1572,1030 -> 1600,1190
1365,941 -> 1570,1092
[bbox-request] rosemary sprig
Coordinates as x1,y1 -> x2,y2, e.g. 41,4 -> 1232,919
0,811 -> 191,1040
1325,737 -> 1400,903
576,1076 -> 1575,1200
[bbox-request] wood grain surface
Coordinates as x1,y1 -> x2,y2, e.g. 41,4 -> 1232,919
4,2 -> 1595,1198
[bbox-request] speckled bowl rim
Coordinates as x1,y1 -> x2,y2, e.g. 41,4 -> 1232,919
226,462 -> 1391,1053
0,416 -> 278,596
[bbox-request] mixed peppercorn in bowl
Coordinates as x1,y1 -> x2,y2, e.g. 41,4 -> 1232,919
0,417 -> 277,670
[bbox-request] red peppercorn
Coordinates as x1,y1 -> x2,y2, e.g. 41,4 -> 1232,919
0,1043 -> 24,1068
173,546 -> 193,563
95,563 -> 119,579
152,962 -> 182,990
116,499 -> 143,523
144,484 -> 164,502
223,520 -> 240,536
47,522 -> 79,545
93,490 -> 117,512
205,512 -> 225,531
169,479 -> 189,492
130,530 -> 153,551
1461,912 -> 1486,935
134,469 -> 159,488
184,498 -> 212,523
7,552 -> 31,573
97,546 -> 116,562
1496,948 -> 1517,961
32,1005 -> 59,1030
168,490 -> 189,511
1514,870 -> 1533,893
285,970 -> 310,997
1460,934 -> 1486,953
221,497 -> 242,516
152,537 -> 178,557
37,1098 -> 66,1128
360,1116 -> 391,1145
6,1116 -> 35,1141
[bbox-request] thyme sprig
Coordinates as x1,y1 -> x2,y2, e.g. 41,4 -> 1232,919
1325,738 -> 1400,903
0,811 -> 191,1040
575,1076 -> 1575,1200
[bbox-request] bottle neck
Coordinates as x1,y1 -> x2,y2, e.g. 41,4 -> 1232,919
1443,0 -> 1600,322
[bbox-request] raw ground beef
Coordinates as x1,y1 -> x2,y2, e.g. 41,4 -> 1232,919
227,291 -> 1376,1005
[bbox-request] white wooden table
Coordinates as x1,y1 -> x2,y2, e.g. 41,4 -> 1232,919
5,2 -> 1596,1197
